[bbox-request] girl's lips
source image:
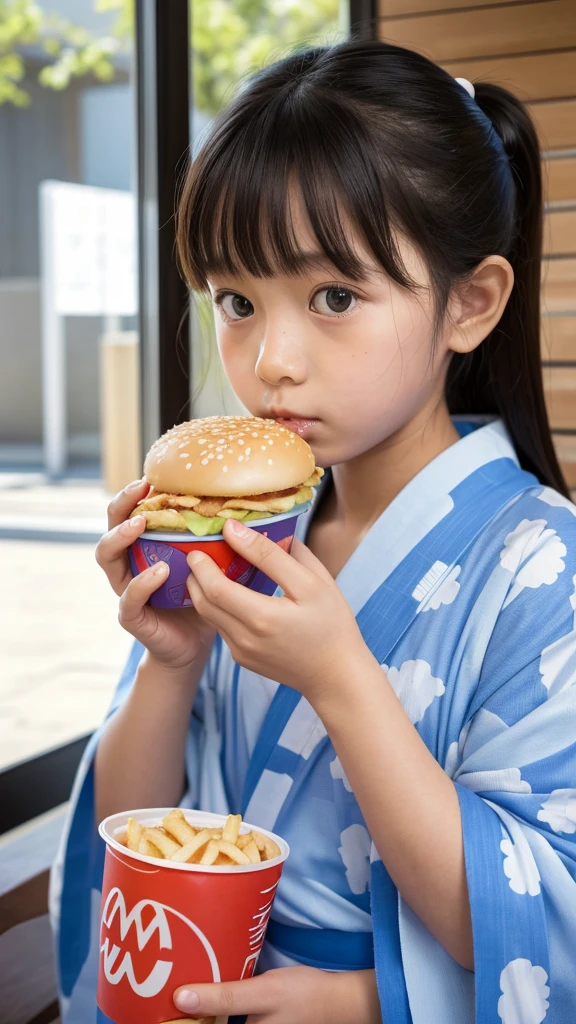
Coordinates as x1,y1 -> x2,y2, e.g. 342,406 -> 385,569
273,417 -> 319,438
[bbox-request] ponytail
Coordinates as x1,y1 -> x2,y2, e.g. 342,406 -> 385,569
446,83 -> 569,497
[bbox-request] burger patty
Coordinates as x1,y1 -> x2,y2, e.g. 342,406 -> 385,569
186,486 -> 301,517
138,485 -> 301,518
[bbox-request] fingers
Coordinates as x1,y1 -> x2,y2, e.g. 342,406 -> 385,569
186,566 -> 250,635
184,520 -> 330,631
118,560 -> 169,635
221,519 -> 310,600
290,537 -> 335,584
106,477 -> 149,532
96,514 -> 147,597
187,549 -> 274,625
173,973 -> 278,1018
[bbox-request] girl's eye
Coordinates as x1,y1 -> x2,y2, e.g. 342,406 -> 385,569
311,287 -> 357,316
218,293 -> 254,321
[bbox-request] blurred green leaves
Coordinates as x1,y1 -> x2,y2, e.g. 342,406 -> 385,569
192,0 -> 342,114
0,0 -> 341,110
0,0 -> 127,104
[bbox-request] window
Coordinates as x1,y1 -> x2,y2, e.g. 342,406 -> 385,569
0,0 -> 137,768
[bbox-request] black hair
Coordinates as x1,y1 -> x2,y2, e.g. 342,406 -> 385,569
176,39 -> 567,496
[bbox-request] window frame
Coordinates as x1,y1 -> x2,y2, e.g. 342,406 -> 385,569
136,0 -> 192,456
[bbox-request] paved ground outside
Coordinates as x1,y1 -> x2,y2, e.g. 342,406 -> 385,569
0,468 -> 132,769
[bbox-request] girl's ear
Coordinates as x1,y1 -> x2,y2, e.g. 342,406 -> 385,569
447,256 -> 514,355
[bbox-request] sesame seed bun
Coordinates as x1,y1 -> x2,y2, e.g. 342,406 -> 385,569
144,415 -> 316,497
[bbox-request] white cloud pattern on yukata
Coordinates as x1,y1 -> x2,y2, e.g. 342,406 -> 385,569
330,756 -> 353,793
537,789 -> 576,834
444,740 -> 460,778
382,660 -> 445,724
498,959 -> 549,1024
500,833 -> 541,896
423,565 -> 462,612
338,824 -> 371,895
539,634 -> 576,696
458,766 -> 531,794
539,574 -> 576,697
445,709 -> 510,779
444,720 -> 473,778
500,519 -> 566,606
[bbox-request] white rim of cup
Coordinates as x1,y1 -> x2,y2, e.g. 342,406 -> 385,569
99,808 -> 290,873
138,499 -> 313,542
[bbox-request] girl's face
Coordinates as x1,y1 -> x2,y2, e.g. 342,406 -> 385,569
207,205 -> 452,468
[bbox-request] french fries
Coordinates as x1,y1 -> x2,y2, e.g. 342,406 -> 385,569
139,837 -> 161,858
216,840 -> 251,865
162,808 -> 198,846
243,839 -> 261,864
222,813 -> 241,844
163,1018 -> 217,1024
126,817 -> 143,852
142,827 -> 181,859
200,839 -> 219,865
252,829 -> 282,862
170,828 -> 213,864
122,812 -> 280,867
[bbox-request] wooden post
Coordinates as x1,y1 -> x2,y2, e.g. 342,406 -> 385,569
101,331 -> 141,495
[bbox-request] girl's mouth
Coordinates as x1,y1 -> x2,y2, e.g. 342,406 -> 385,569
273,417 -> 319,438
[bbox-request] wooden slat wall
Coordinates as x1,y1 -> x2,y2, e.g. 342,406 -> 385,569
529,100 -> 576,150
378,0 -> 576,488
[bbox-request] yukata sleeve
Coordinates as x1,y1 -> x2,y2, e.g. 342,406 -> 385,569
49,637 -> 219,1022
451,512 -> 576,1024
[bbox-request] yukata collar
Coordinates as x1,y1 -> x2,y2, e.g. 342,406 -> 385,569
295,418 -> 519,615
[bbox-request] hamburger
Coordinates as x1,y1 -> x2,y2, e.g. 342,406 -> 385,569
131,415 -> 324,536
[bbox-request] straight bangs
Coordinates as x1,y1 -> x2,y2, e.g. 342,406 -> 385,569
176,83 -> 414,294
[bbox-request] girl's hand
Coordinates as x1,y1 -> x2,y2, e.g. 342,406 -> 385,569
172,966 -> 381,1023
96,479 -> 215,671
186,519 -> 369,703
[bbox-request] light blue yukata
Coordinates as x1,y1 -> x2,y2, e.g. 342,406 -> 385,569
51,418 -> 576,1023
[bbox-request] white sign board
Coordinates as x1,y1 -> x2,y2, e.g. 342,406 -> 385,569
40,180 -> 138,477
43,180 -> 137,317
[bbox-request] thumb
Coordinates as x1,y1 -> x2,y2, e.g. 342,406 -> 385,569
173,975 -> 273,1018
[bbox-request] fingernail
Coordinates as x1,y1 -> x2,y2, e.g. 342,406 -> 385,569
227,518 -> 248,536
152,561 -> 168,575
174,989 -> 200,1012
126,478 -> 145,491
128,515 -> 145,530
188,552 -> 206,567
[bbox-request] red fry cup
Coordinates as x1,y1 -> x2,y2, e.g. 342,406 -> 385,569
97,809 -> 289,1024
128,501 -> 312,609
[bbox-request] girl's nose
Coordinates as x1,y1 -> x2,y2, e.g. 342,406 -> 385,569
255,329 -> 307,387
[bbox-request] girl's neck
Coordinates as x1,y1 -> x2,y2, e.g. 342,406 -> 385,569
328,398 -> 460,533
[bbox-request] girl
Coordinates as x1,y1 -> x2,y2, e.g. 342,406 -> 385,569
52,40 -> 576,1024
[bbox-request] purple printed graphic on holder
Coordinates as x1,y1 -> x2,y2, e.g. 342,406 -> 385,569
128,502 -> 311,609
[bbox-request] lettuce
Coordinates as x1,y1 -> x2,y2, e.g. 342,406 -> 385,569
179,508 -> 272,536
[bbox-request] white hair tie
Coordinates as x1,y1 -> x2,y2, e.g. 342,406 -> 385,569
454,77 -> 475,99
